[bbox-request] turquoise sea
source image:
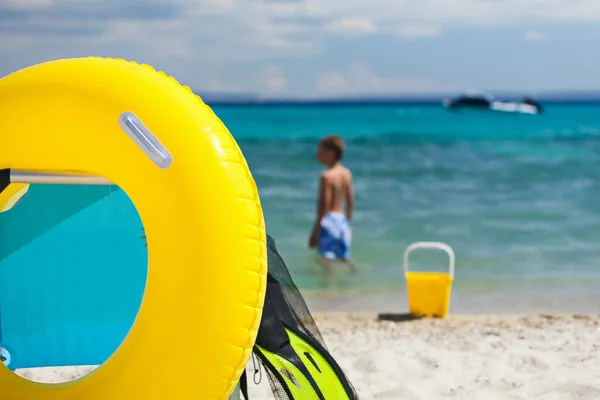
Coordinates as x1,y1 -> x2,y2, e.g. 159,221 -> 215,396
215,103 -> 600,314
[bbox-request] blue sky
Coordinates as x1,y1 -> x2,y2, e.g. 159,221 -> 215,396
1,0 -> 600,97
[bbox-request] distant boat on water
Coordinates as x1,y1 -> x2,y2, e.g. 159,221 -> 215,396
442,93 -> 543,114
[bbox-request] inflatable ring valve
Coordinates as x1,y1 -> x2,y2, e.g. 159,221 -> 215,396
0,57 -> 267,400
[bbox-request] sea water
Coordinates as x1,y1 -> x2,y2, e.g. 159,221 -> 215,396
215,103 -> 600,313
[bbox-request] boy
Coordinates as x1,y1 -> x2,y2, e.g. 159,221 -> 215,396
308,135 -> 356,274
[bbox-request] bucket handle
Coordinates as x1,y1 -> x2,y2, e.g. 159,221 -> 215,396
403,242 -> 455,277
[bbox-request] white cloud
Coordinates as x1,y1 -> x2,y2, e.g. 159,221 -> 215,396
324,17 -> 377,36
316,71 -> 347,93
0,0 -> 53,9
397,25 -> 441,38
256,0 -> 600,26
316,62 -> 466,95
325,19 -> 440,39
257,66 -> 287,92
1,0 -> 599,93
524,29 -> 547,42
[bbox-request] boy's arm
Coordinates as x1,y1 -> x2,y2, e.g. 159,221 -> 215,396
345,172 -> 355,222
312,174 -> 330,230
309,175 -> 329,247
317,174 -> 331,222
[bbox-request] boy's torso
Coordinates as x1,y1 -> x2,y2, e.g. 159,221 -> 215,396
322,165 -> 351,214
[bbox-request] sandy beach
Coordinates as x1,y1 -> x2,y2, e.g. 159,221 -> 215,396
15,313 -> 600,399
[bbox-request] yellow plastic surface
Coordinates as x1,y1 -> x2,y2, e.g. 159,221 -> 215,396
258,344 -> 321,399
0,57 -> 267,399
406,272 -> 453,318
257,328 -> 351,399
0,183 -> 29,212
286,329 -> 351,399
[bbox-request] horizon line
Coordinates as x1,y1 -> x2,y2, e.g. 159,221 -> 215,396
197,89 -> 600,105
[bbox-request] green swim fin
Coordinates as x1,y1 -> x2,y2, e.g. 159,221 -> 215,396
247,234 -> 358,400
255,325 -> 353,399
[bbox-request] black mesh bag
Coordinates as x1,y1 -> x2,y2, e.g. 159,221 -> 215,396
240,234 -> 358,400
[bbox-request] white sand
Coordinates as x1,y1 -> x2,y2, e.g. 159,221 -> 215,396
14,313 -> 600,399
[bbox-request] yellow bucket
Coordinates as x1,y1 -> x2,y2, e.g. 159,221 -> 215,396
404,242 -> 455,318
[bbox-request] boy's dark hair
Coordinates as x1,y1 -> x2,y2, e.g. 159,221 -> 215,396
319,135 -> 345,161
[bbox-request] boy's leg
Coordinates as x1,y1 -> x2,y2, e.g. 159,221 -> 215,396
315,253 -> 334,275
341,221 -> 356,274
313,254 -> 334,288
342,258 -> 357,274
317,221 -> 336,275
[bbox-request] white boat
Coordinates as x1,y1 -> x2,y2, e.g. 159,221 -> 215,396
442,93 -> 543,114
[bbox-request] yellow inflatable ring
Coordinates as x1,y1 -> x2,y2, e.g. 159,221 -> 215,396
0,57 -> 267,399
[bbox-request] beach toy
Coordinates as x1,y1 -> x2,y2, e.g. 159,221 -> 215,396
404,242 -> 455,318
0,57 -> 267,400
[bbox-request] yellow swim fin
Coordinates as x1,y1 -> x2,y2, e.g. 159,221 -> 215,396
246,235 -> 357,400
255,325 -> 353,400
